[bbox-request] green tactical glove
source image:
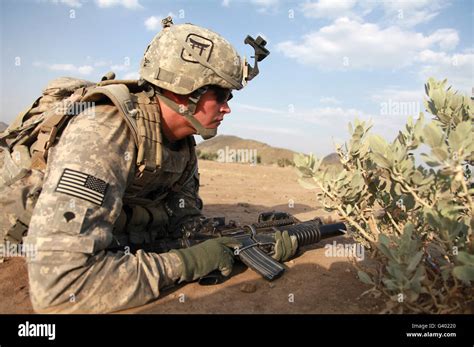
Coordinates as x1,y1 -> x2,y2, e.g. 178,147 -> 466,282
272,230 -> 298,262
171,237 -> 242,282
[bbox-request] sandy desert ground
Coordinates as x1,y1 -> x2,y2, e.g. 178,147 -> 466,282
0,160 -> 383,314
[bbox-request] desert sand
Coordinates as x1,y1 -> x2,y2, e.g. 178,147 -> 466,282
0,160 -> 382,314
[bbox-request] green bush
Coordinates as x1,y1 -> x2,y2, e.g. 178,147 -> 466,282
277,158 -> 294,167
197,151 -> 219,161
295,78 -> 473,313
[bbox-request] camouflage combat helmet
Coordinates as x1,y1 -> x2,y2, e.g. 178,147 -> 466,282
139,17 -> 269,139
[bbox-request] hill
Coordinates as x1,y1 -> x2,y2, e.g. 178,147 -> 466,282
321,152 -> 342,166
196,135 -> 299,166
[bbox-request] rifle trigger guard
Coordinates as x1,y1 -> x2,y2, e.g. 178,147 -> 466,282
234,243 -> 258,256
243,224 -> 257,237
233,241 -> 275,256
234,224 -> 277,256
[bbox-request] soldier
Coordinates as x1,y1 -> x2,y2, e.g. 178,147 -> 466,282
1,18 -> 295,313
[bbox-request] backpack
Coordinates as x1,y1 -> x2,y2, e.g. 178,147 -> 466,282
0,72 -> 184,246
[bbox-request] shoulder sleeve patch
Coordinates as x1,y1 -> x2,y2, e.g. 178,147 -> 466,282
55,168 -> 108,206
52,201 -> 89,235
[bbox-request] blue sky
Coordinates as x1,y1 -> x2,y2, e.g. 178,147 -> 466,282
1,0 -> 473,157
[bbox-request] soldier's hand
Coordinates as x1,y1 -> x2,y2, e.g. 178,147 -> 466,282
272,230 -> 298,262
171,237 -> 241,282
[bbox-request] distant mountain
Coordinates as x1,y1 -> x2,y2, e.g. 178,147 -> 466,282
321,153 -> 341,166
0,122 -> 8,133
196,135 -> 300,165
321,152 -> 343,173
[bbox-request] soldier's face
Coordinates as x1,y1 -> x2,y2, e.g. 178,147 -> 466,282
193,87 -> 232,129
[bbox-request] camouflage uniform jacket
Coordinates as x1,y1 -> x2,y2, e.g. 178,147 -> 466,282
23,98 -> 203,313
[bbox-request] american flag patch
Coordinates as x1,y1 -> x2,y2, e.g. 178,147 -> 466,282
55,169 -> 108,206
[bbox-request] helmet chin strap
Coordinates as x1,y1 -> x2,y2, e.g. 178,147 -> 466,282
155,91 -> 218,140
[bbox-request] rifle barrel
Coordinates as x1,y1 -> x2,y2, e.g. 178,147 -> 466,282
278,221 -> 346,248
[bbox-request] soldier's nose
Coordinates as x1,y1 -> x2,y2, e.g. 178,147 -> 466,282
221,103 -> 231,114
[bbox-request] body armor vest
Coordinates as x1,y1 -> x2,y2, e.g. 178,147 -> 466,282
0,78 -> 197,247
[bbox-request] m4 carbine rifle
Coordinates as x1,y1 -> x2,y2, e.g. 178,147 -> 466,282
155,211 -> 347,282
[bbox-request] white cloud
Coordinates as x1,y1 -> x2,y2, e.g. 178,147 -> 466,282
370,88 -> 425,117
302,0 -> 358,20
424,29 -> 459,51
108,60 -> 135,78
44,0 -> 144,9
235,102 -> 370,126
289,106 -> 416,144
110,63 -> 130,71
32,59 -> 141,79
276,17 -> 460,70
232,124 -> 302,136
231,101 -> 424,154
319,96 -> 340,105
144,16 -> 160,31
93,60 -> 112,67
84,56 -> 113,67
95,0 -> 143,10
33,62 -> 94,75
233,103 -> 286,114
415,49 -> 474,92
214,0 -> 282,14
292,106 -> 368,126
251,0 -> 279,7
371,88 -> 424,103
301,0 -> 448,28
392,8 -> 439,28
219,0 -> 279,13
61,0 -> 82,7
379,0 -> 447,28
251,0 -> 279,13
107,56 -> 133,72
241,101 -> 417,129
76,65 -> 94,75
123,71 -> 140,80
43,0 -> 83,7
35,58 -> 138,78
